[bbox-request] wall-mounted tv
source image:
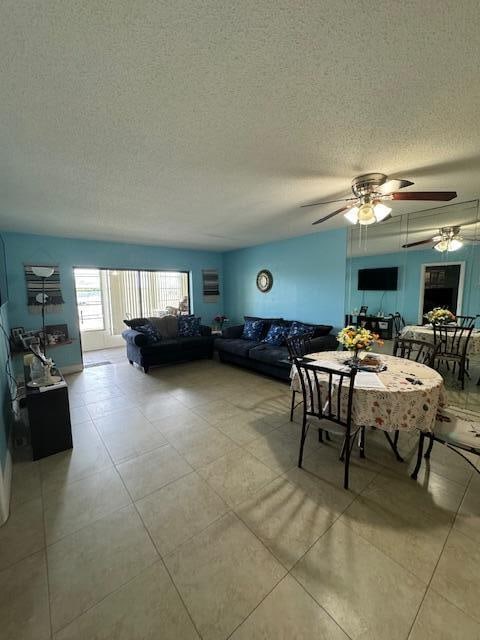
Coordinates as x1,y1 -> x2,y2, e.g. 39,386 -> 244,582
358,267 -> 398,291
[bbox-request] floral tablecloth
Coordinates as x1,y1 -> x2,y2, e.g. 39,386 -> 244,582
400,325 -> 480,355
290,351 -> 445,433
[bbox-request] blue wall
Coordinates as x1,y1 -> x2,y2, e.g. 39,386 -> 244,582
4,233 -> 224,369
347,244 -> 480,324
223,229 -> 348,328
0,304 -> 12,472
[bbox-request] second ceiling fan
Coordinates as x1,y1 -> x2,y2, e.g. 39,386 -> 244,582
303,173 -> 457,226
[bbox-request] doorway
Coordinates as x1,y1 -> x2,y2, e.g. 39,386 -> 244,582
74,268 -> 190,363
418,262 -> 465,324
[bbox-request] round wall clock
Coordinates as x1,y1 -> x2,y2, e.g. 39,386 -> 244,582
256,269 -> 273,293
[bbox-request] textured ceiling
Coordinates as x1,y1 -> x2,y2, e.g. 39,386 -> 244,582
1,1 -> 480,250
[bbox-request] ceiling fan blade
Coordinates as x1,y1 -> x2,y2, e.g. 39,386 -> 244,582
391,191 -> 457,201
377,179 -> 414,194
312,206 -> 351,225
401,238 -> 435,249
301,196 -> 356,208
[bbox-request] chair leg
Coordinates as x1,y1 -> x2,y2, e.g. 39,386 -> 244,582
359,427 -> 366,459
411,432 -> 425,480
289,391 -> 295,422
343,431 -> 351,490
424,434 -> 434,459
298,417 -> 308,468
318,429 -> 324,443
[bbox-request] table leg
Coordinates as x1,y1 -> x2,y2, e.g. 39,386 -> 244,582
384,430 -> 404,462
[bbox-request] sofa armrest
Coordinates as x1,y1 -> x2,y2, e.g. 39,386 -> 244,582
122,329 -> 148,347
308,335 -> 338,353
221,324 -> 244,339
200,325 -> 212,337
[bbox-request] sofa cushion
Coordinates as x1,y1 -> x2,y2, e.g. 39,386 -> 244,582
288,321 -> 316,338
178,315 -> 201,337
216,338 -> 263,357
249,345 -> 290,366
262,322 -> 290,346
242,318 -> 265,341
148,315 -> 178,338
135,324 -> 162,344
245,316 -> 282,339
124,317 -> 150,329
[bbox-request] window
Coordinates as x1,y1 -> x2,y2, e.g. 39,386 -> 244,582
74,268 -> 190,334
74,269 -> 105,331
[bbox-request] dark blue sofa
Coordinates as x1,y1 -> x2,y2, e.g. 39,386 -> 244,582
215,318 -> 337,381
122,317 -> 214,373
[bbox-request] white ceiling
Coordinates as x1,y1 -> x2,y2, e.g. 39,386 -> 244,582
1,1 -> 480,251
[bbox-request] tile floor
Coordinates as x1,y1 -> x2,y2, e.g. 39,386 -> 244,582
1,354 -> 480,639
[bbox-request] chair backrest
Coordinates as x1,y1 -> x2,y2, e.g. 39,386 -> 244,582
433,324 -> 474,357
293,357 -> 357,430
286,333 -> 314,360
455,315 -> 476,328
392,312 -> 406,336
393,337 -> 439,367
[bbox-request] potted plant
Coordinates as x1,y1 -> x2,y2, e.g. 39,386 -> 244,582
337,326 -> 383,366
424,307 -> 456,324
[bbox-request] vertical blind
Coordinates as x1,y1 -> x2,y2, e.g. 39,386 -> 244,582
76,268 -> 190,335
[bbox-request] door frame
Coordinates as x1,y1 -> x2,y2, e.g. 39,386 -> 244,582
417,261 -> 465,324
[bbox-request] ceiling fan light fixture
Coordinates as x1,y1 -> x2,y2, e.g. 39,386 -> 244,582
434,240 -> 449,252
448,238 -> 463,251
344,206 -> 359,224
373,202 -> 392,222
357,202 -> 376,225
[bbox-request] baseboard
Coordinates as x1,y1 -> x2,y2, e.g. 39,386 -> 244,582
59,363 -> 84,375
0,446 -> 12,526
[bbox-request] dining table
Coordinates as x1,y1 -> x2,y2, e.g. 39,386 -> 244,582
400,324 -> 480,354
290,350 -> 446,460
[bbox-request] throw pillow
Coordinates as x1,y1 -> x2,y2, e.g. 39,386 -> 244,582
123,317 -> 149,329
148,315 -> 178,338
241,318 -> 264,341
262,322 -> 289,346
178,315 -> 201,337
288,321 -> 315,338
135,324 -> 162,344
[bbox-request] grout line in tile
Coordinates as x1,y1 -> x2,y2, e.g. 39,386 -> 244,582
39,470 -> 54,639
405,473 -> 471,639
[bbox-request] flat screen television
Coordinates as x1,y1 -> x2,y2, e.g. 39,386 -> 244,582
358,267 -> 398,291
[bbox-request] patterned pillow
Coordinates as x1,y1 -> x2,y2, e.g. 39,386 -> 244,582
135,324 -> 162,344
288,321 -> 315,338
241,318 -> 265,341
178,315 -> 201,337
262,322 -> 289,346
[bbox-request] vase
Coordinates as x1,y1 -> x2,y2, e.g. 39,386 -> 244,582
344,348 -> 362,367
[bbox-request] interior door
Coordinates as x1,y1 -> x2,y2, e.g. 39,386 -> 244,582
420,263 -> 464,323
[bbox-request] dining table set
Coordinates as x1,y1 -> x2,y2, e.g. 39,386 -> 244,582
400,324 -> 480,354
290,349 -> 446,460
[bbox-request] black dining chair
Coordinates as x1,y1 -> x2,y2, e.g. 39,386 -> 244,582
455,315 -> 476,328
392,312 -> 406,337
286,333 -> 314,422
292,356 -> 358,489
393,337 -> 440,368
433,324 -> 474,389
411,406 -> 480,480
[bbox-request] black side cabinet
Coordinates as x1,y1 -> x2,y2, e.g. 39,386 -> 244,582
25,373 -> 73,461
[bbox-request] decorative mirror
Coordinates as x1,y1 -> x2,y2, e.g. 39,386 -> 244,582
256,269 -> 273,293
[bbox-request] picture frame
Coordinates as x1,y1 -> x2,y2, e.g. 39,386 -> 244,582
45,323 -> 69,344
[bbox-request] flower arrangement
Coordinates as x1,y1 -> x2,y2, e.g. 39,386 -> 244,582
424,307 -> 456,324
213,314 -> 229,330
337,326 -> 383,360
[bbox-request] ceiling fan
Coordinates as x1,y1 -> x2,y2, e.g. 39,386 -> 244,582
402,224 -> 479,253
303,173 -> 457,226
